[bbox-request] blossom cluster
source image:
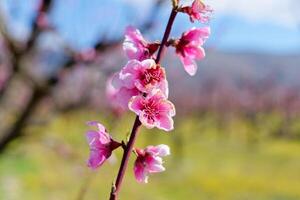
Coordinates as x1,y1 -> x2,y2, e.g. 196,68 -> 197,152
86,0 -> 212,184
85,121 -> 170,183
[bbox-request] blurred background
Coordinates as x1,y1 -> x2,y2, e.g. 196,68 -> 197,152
0,0 -> 300,199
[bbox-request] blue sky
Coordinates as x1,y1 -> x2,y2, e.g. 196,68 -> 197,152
1,0 -> 300,54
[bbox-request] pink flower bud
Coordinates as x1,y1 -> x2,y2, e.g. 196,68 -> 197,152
86,121 -> 121,169
134,144 -> 170,183
123,26 -> 160,61
129,90 -> 175,131
175,27 -> 210,76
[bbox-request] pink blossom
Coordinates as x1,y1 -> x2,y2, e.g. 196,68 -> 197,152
129,90 -> 175,131
175,27 -> 210,76
86,121 -> 121,169
114,59 -> 168,97
114,87 -> 140,110
181,0 -> 213,23
108,72 -> 140,110
123,26 -> 160,61
110,58 -> 169,110
106,75 -> 121,112
106,75 -> 135,114
134,144 -> 170,183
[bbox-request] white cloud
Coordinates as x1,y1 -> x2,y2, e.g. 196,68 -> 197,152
209,0 -> 300,29
123,0 -> 300,28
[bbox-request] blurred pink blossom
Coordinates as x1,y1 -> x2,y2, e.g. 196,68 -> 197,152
107,74 -> 140,111
106,75 -> 126,114
123,26 -> 159,61
175,27 -> 210,76
134,144 -> 170,183
129,90 -> 175,131
86,121 -> 121,169
181,0 -> 213,23
37,12 -> 49,29
75,48 -> 97,62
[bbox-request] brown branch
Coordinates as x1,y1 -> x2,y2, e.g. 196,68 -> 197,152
23,0 -> 53,53
0,0 -> 53,100
0,86 -> 46,153
0,12 -> 22,99
109,117 -> 141,200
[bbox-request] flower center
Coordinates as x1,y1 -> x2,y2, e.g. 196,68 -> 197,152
143,99 -> 160,122
141,66 -> 164,86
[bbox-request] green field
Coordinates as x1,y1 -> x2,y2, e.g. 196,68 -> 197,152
1,111 -> 300,200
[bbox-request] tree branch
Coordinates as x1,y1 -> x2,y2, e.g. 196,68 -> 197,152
0,0 -> 164,154
0,0 -> 53,100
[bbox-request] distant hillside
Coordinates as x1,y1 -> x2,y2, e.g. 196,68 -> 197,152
163,50 -> 300,88
155,50 -> 300,111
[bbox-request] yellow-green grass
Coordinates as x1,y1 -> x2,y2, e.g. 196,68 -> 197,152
0,111 -> 300,200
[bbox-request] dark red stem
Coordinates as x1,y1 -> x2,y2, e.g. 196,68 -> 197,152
109,117 -> 141,200
109,7 -> 178,200
155,8 -> 178,64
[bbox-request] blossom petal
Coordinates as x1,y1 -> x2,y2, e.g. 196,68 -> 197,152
156,114 -> 174,131
86,130 -> 100,145
119,60 -> 141,89
128,95 -> 144,114
87,121 -> 106,133
148,163 -> 165,173
158,100 -> 176,116
141,59 -> 156,69
134,161 -> 149,183
123,26 -> 148,60
179,55 -> 198,76
148,89 -> 166,101
115,87 -> 140,109
87,149 -> 107,169
139,112 -> 156,129
159,78 -> 169,98
184,27 -> 210,42
147,144 -> 171,157
184,46 -> 205,60
125,26 -> 145,44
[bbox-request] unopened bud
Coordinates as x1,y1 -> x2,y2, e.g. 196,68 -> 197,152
172,0 -> 178,8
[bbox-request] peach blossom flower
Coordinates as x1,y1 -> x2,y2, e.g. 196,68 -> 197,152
181,0 -> 213,23
129,90 -> 175,131
134,144 -> 170,183
106,75 -> 139,112
86,121 -> 121,169
123,26 -> 159,61
175,27 -> 210,76
114,59 -> 168,97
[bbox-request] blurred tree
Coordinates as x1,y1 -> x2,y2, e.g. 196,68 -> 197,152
0,0 -> 164,153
